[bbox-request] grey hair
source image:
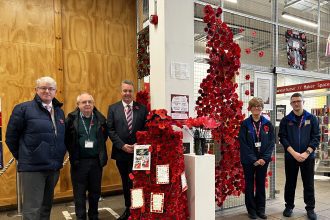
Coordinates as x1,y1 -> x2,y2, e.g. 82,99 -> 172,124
76,92 -> 94,104
122,80 -> 134,86
36,76 -> 57,88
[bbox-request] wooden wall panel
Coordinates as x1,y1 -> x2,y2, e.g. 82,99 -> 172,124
61,0 -> 137,196
0,0 -> 57,206
0,0 -> 137,207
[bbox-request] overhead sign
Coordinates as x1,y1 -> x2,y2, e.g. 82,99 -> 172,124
277,80 -> 330,94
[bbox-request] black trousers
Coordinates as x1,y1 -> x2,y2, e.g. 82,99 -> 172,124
116,160 -> 133,208
284,158 -> 315,211
242,163 -> 269,215
21,171 -> 59,220
71,158 -> 102,220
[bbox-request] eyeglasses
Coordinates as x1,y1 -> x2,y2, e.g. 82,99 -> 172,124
80,100 -> 94,104
290,100 -> 303,104
37,87 -> 56,92
252,105 -> 263,109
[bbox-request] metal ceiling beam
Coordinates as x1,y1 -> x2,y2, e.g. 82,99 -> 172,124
284,0 -> 303,8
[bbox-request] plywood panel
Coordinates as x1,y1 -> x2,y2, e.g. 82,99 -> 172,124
0,0 -> 58,207
0,0 -> 137,207
61,0 -> 137,194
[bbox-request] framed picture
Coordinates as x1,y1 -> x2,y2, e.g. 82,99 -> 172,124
285,29 -> 307,70
181,171 -> 188,192
156,164 -> 170,184
150,192 -> 165,213
276,105 -> 286,121
133,145 -> 151,171
131,188 -> 144,209
171,94 -> 189,120
254,72 -> 274,110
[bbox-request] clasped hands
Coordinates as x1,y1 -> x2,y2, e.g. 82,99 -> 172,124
122,144 -> 136,153
254,159 -> 266,166
293,151 -> 309,162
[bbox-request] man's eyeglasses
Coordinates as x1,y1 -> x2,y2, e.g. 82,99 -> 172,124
290,100 -> 303,104
80,100 -> 94,104
37,87 -> 56,92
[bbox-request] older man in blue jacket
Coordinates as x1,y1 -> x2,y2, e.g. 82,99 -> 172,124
6,76 -> 66,220
279,93 -> 320,220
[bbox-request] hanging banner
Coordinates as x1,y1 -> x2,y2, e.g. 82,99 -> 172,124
277,80 -> 330,94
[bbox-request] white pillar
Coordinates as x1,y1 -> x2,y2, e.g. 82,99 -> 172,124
149,0 -> 195,149
149,0 -> 194,114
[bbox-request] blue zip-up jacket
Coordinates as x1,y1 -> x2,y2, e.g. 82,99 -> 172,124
6,95 -> 66,171
239,115 -> 275,165
278,110 -> 320,160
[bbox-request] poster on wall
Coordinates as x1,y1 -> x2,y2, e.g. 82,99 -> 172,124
285,29 -> 307,70
171,94 -> 189,120
0,98 -> 2,169
276,105 -> 286,121
254,72 -> 273,110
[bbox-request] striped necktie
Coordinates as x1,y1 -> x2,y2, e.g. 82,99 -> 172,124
126,105 -> 133,133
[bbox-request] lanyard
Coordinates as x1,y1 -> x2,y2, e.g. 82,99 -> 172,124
252,121 -> 261,142
80,112 -> 94,140
298,115 -> 304,128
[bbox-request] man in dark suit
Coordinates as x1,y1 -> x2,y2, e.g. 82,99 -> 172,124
107,80 -> 148,220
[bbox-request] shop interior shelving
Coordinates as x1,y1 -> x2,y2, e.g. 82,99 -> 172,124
311,107 -> 330,176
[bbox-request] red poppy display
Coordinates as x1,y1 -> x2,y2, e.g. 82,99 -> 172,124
198,5 -> 245,207
130,109 -> 189,219
136,90 -> 151,112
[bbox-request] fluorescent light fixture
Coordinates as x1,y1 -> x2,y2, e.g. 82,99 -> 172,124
282,12 -> 318,28
233,34 -> 244,41
226,0 -> 237,3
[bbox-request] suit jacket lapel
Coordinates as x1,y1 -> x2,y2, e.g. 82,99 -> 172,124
118,102 -> 128,129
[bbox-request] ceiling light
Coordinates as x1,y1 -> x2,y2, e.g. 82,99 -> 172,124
226,0 -> 237,3
282,12 -> 318,28
233,35 -> 244,41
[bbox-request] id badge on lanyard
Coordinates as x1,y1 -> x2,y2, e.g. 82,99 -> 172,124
85,140 -> 94,148
253,121 -> 261,150
81,113 -> 94,149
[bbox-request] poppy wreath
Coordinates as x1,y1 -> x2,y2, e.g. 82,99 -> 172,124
197,5 -> 245,207
137,29 -> 150,79
130,109 -> 189,219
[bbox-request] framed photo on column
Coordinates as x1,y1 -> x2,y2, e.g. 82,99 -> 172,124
254,72 -> 274,110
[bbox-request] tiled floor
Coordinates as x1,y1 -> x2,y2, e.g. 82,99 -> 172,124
0,153 -> 329,220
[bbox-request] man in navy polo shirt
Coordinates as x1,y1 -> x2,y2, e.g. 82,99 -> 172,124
279,93 -> 320,220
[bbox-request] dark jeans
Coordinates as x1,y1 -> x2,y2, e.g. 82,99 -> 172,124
284,158 -> 315,211
21,171 -> 60,220
71,158 -> 102,220
242,163 -> 269,215
116,160 -> 133,208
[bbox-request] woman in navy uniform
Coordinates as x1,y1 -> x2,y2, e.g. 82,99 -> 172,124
238,97 -> 275,219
